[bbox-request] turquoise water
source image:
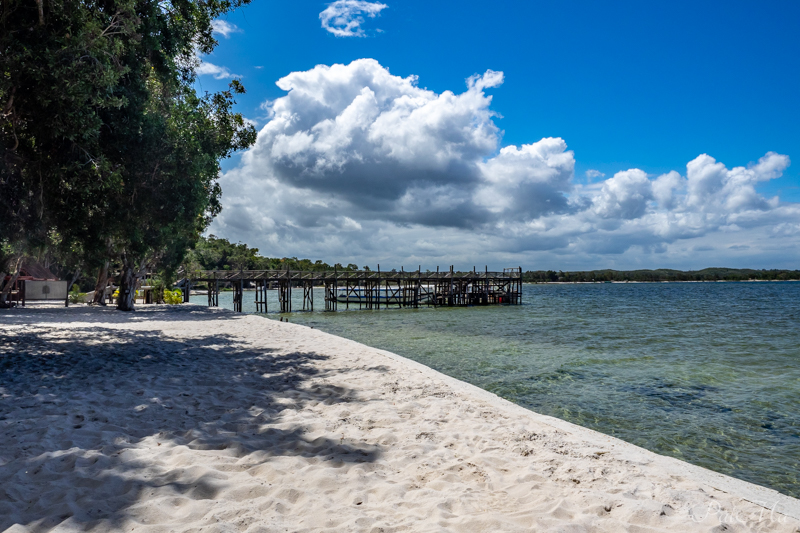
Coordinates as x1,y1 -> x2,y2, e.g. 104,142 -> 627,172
191,282 -> 800,498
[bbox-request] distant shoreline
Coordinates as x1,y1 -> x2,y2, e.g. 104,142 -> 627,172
526,279 -> 800,284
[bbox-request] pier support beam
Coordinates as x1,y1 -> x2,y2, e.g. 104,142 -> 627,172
324,281 -> 337,311
191,267 -> 523,313
279,280 -> 291,313
302,281 -> 313,311
255,279 -> 268,313
233,279 -> 243,313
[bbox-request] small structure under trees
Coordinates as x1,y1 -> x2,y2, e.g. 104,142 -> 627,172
0,258 -> 64,306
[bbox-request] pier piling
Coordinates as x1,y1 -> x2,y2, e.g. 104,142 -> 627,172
189,267 -> 523,313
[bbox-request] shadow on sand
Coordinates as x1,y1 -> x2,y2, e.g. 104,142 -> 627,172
0,307 -> 380,531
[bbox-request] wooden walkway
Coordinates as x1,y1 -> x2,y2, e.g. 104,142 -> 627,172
187,266 -> 522,313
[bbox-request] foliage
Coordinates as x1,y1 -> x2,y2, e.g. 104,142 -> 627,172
149,275 -> 183,304
1,0 -> 256,310
523,268 -> 800,283
68,284 -> 86,304
163,289 -> 183,305
0,241 -> 15,273
183,235 -> 361,274
2,0 -> 132,250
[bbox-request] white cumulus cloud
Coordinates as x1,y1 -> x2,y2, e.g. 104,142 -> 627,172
246,59 -> 502,228
196,61 -> 240,80
593,169 -> 653,220
320,0 -> 388,37
210,59 -> 799,268
211,19 -> 242,38
476,138 -> 574,221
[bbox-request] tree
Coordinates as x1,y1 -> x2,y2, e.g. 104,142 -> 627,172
106,77 -> 256,310
1,0 -> 137,288
182,235 -> 363,276
1,0 -> 256,310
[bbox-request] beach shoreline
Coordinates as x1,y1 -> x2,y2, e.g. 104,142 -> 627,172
1,304 -> 798,532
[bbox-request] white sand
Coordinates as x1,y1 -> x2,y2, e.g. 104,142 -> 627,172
1,305 -> 798,532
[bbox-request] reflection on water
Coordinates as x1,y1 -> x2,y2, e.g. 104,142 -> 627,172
191,282 -> 800,498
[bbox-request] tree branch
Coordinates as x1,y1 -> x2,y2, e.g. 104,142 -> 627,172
0,255 -> 23,301
2,88 -> 14,114
35,0 -> 43,26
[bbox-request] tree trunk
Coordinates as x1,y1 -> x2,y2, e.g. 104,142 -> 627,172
0,256 -> 23,307
117,264 -> 137,311
35,0 -> 44,25
93,261 -> 110,305
68,267 -> 81,291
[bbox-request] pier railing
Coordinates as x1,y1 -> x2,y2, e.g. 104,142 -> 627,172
187,266 -> 522,313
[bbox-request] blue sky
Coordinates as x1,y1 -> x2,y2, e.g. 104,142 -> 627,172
197,1 -> 800,270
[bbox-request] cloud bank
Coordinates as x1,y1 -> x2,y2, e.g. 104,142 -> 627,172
320,0 -> 388,37
211,59 -> 799,268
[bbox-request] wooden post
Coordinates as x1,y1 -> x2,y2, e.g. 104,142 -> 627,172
449,265 -> 454,306
302,280 -> 313,311
327,267 -> 338,312
254,278 -> 263,313
279,279 -> 290,313
254,279 -> 259,313
416,265 -> 421,309
484,265 -> 489,305
434,266 -> 439,307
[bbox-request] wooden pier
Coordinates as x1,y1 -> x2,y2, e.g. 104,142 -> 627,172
187,266 -> 522,313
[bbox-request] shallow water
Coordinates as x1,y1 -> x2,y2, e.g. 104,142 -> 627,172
191,282 -> 800,498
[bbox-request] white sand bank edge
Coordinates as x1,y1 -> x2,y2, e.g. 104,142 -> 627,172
278,316 -> 800,521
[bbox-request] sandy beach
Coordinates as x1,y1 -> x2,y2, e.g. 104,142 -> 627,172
1,305 -> 798,532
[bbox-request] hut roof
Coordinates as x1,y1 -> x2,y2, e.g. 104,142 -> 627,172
20,259 -> 58,280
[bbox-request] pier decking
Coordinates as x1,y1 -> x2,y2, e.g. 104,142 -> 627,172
187,267 -> 522,313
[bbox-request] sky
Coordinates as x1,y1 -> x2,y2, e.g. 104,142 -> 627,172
195,1 -> 800,271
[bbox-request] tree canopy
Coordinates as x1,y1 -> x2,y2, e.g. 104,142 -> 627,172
183,235 -> 361,274
1,0 -> 256,309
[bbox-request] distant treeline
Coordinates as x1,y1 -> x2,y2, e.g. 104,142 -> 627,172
184,236 -> 362,273
523,268 -> 800,283
185,238 -> 799,282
